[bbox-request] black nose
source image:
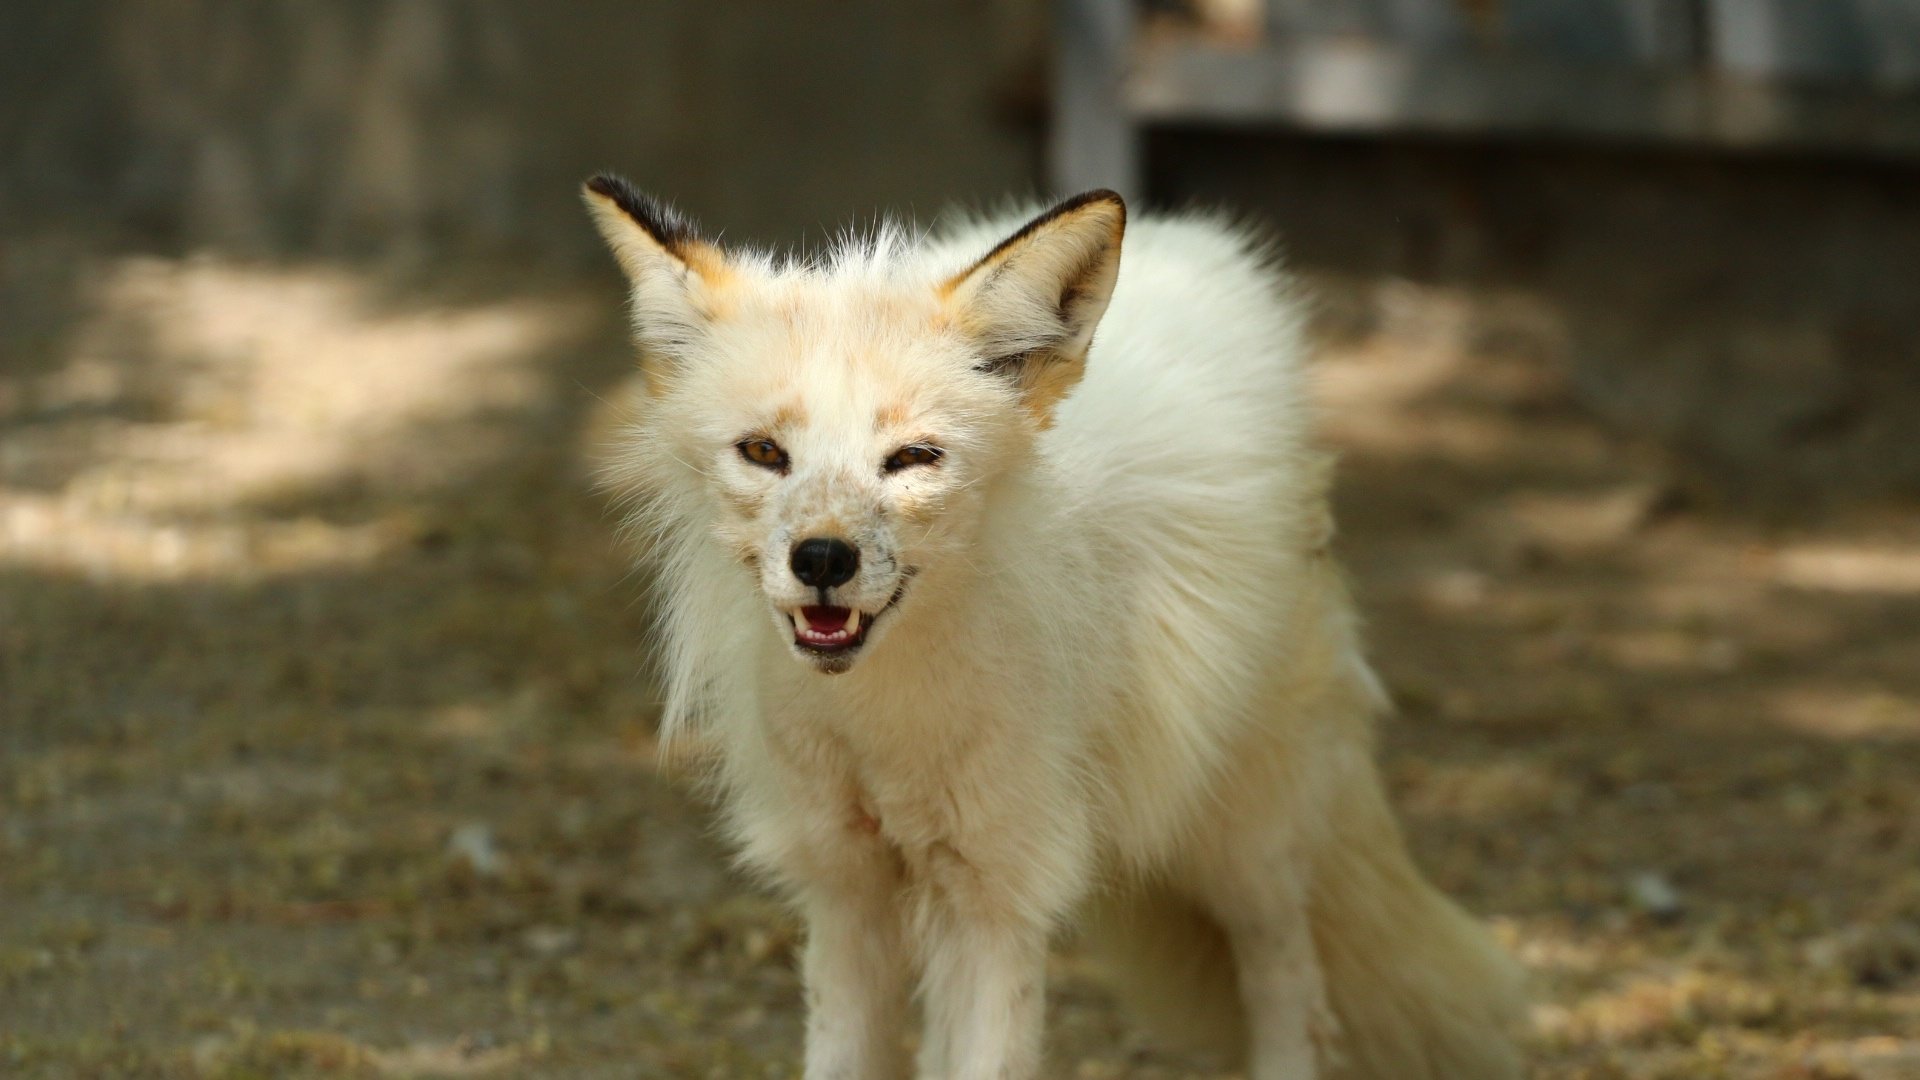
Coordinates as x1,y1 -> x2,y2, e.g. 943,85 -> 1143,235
790,537 -> 859,589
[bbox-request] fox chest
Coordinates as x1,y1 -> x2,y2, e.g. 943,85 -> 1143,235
752,704 -> 1047,880
780,719 -> 967,853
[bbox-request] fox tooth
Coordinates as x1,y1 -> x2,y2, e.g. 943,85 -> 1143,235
791,608 -> 809,637
846,609 -> 862,635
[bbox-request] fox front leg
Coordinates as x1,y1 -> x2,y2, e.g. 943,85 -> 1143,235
800,875 -> 913,1079
1186,811 -> 1331,1080
912,836 -> 1059,1080
915,907 -> 1048,1080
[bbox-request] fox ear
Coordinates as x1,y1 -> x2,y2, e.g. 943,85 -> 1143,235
582,174 -> 728,357
942,190 -> 1126,420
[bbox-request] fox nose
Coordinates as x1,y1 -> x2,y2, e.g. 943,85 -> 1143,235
790,537 -> 859,589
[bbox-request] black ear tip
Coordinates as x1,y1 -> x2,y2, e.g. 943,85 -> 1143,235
1057,188 -> 1127,225
583,173 -> 631,200
581,174 -> 701,249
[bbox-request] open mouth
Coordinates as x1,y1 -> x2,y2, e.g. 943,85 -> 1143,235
785,575 -> 913,661
790,605 -> 870,654
781,572 -> 914,667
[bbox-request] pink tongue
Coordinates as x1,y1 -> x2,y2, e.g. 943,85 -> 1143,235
803,605 -> 852,634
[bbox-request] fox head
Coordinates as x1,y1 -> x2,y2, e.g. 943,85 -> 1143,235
586,176 -> 1124,675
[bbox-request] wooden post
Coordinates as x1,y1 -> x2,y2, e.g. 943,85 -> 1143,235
1503,0 -> 1701,64
1052,0 -> 1142,201
1706,0 -> 1918,86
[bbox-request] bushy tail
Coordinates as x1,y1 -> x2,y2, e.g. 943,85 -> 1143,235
1084,802 -> 1526,1078
1307,798 -> 1528,1079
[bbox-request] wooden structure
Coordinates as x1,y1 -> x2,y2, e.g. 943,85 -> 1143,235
1053,0 -> 1920,198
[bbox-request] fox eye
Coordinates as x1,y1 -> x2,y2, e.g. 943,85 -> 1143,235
736,438 -> 789,471
884,444 -> 944,473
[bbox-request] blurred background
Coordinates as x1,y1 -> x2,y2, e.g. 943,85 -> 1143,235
3,2 -> 1918,1077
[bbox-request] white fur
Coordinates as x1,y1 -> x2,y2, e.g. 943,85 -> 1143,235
590,184 -> 1526,1080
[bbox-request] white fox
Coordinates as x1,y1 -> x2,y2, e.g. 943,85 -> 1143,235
585,175 -> 1526,1080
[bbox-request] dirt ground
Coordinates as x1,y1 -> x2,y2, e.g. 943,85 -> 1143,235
4,245 -> 1918,1078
